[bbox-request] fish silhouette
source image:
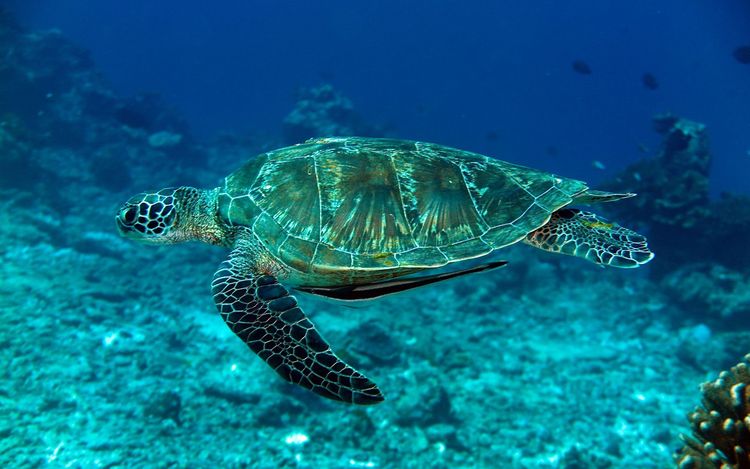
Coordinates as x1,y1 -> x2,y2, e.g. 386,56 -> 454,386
572,60 -> 592,75
642,73 -> 659,90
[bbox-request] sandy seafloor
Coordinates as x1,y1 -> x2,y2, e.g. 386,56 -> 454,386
2,193 -> 746,468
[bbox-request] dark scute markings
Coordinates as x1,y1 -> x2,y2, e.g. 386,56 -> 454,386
316,352 -> 337,367
279,307 -> 304,323
148,203 -> 164,218
266,353 -> 283,369
257,275 -> 276,285
236,279 -> 254,290
632,251 -> 653,263
138,203 -> 150,217
258,284 -> 287,300
338,387 -> 353,403
292,345 -> 308,360
269,296 -> 297,312
289,324 -> 307,342
274,364 -> 292,381
304,329 -> 329,352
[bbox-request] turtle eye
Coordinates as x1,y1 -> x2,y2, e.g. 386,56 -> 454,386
121,206 -> 138,225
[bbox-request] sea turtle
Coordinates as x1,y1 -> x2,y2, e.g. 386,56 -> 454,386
116,137 -> 653,404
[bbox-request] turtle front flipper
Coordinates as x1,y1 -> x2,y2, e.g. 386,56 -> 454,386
211,243 -> 383,405
523,208 -> 654,268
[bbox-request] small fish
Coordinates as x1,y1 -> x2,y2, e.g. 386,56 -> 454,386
633,172 -> 642,182
572,60 -> 592,75
637,143 -> 650,154
642,73 -> 659,90
592,160 -> 606,170
545,145 -> 559,156
485,131 -> 499,141
733,45 -> 750,64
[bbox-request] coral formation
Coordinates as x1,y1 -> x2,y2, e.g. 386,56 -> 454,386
0,9 -> 209,197
604,113 -> 711,231
601,114 -> 750,324
282,84 -> 384,143
602,113 -> 750,289
676,354 -> 750,468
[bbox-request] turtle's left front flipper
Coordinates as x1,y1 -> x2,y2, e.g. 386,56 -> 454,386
211,244 -> 383,405
524,208 -> 654,268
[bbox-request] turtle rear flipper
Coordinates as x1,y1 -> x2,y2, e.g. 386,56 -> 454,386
212,239 -> 383,405
524,208 -> 653,268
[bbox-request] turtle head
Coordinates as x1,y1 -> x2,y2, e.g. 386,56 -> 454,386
116,187 -> 198,244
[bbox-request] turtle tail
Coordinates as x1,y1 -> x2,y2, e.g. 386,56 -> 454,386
523,208 -> 654,268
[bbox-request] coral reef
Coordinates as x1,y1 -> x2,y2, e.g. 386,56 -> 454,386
676,353 -> 750,468
603,113 -> 711,231
601,113 -> 750,324
282,84 -> 385,143
0,10 -> 210,204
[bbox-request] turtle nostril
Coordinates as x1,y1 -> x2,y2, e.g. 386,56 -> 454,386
122,206 -> 137,224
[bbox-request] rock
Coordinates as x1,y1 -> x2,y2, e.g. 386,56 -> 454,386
143,390 -> 182,425
203,383 -> 261,406
344,319 -> 402,367
148,130 -> 183,148
662,263 -> 750,322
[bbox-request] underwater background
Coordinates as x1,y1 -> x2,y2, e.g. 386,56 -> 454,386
1,1 -> 750,467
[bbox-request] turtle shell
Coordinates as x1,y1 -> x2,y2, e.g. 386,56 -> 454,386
217,137 -> 587,275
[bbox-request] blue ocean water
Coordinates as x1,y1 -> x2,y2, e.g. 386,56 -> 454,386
1,2 -> 749,468
8,0 -> 750,194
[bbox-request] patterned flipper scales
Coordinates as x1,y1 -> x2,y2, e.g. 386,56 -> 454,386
524,208 -> 654,268
211,243 -> 383,404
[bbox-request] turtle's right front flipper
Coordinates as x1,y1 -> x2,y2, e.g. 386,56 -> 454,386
211,247 -> 383,405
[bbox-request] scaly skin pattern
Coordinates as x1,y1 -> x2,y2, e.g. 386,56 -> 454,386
523,208 -> 654,268
211,231 -> 383,404
216,137 -> 589,285
117,187 -> 231,246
